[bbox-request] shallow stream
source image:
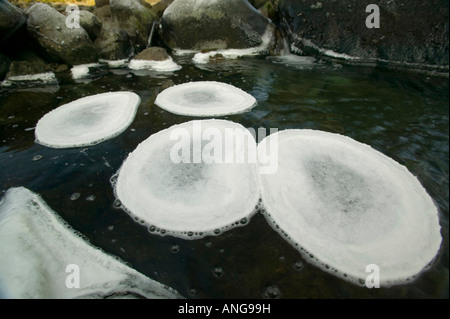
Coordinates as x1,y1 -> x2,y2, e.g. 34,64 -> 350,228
0,55 -> 448,298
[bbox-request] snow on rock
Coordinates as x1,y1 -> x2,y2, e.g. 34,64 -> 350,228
128,58 -> 181,72
1,72 -> 58,87
70,63 -> 101,80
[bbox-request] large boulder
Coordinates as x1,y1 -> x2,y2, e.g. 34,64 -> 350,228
26,3 -> 97,65
94,20 -> 133,60
160,0 -> 278,52
95,0 -> 110,8
0,0 -> 26,45
109,0 -> 157,53
278,0 -> 449,67
5,59 -> 50,78
79,10 -> 102,41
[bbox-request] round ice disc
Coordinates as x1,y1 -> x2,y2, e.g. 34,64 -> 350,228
114,119 -> 260,239
154,81 -> 257,116
35,91 -> 140,148
258,129 -> 442,286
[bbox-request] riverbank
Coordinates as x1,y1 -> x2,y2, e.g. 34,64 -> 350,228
1,0 -> 448,85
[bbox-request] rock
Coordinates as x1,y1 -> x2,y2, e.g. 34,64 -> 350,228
79,10 -> 102,41
94,20 -> 133,60
0,53 -> 10,80
46,62 -> 69,73
4,52 -> 55,79
250,0 -> 267,10
94,4 -> 112,19
134,46 -> 169,61
6,60 -> 50,78
150,0 -> 174,18
109,0 -> 157,53
278,0 -> 449,66
160,0 -> 278,52
0,0 -> 26,45
258,1 -> 278,22
26,3 -> 97,65
95,0 -> 110,8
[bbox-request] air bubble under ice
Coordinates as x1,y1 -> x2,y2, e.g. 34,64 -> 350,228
114,119 -> 260,239
258,129 -> 442,287
35,91 -> 140,148
0,187 -> 182,299
154,81 -> 257,117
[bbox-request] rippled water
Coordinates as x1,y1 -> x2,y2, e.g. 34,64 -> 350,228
0,55 -> 448,298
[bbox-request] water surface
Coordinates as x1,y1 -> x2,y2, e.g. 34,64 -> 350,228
0,55 -> 448,298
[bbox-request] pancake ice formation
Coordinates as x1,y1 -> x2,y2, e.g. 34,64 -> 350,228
154,81 -> 257,116
257,129 -> 442,287
0,187 -> 182,299
35,91 -> 141,148
113,119 -> 260,239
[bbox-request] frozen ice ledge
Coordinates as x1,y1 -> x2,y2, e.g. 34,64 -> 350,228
0,187 -> 183,299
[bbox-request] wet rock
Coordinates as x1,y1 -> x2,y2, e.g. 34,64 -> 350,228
79,10 -> 102,41
250,0 -> 268,9
94,20 -> 133,60
109,0 -> 157,53
5,59 -> 51,78
0,53 -> 10,80
278,0 -> 449,66
3,50 -> 58,78
258,1 -> 278,22
134,46 -> 169,61
26,3 -> 97,65
160,0 -> 278,52
94,4 -> 112,19
95,0 -> 110,8
0,0 -> 26,45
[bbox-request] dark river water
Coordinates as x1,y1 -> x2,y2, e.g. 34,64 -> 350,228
0,54 -> 448,298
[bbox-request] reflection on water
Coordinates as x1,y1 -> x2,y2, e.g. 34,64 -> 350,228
0,55 -> 448,298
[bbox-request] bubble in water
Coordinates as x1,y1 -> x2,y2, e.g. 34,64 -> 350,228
32,155 -> 43,161
292,261 -> 304,271
70,193 -> 81,201
86,195 -> 96,201
212,266 -> 224,278
113,199 -> 122,209
170,244 -> 180,253
262,284 -> 281,299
